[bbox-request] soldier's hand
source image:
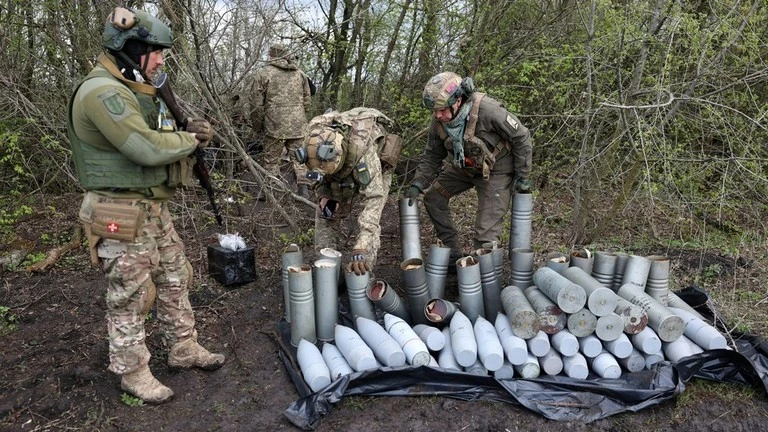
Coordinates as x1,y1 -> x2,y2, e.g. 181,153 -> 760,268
348,249 -> 371,276
186,118 -> 213,147
515,177 -> 532,194
403,184 -> 422,199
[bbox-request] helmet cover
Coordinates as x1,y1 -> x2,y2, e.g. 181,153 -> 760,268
304,124 -> 346,176
423,72 -> 463,110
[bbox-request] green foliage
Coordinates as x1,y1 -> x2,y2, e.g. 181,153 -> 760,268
0,306 -> 18,336
0,131 -> 33,196
702,263 -> 723,281
0,205 -> 32,233
727,317 -> 751,334
21,252 -> 46,268
39,229 -> 70,246
279,228 -> 315,247
120,393 -> 144,407
736,290 -> 763,304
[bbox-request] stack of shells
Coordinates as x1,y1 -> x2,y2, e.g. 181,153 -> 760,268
289,196 -> 729,392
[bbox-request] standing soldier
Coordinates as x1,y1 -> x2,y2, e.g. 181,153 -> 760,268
68,7 -> 225,404
404,72 -> 533,269
250,43 -> 312,198
295,108 -> 402,274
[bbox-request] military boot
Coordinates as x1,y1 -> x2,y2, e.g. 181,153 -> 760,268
168,338 -> 225,370
447,248 -> 463,274
120,366 -> 174,404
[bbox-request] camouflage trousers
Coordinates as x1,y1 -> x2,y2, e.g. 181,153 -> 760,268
79,193 -> 196,375
423,166 -> 514,253
313,170 -> 392,268
260,136 -> 309,185
314,209 -> 382,267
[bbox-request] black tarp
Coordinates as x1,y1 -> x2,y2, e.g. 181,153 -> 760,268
280,286 -> 768,430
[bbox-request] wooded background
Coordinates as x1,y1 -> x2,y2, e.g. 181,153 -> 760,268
0,0 -> 766,247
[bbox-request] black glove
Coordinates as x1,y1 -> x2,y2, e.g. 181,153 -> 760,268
515,177 -> 532,193
186,118 -> 213,147
348,249 -> 371,276
403,184 -> 422,199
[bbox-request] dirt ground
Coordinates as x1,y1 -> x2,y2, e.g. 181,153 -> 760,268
2,182 -> 768,432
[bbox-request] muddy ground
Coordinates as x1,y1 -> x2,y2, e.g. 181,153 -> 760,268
1,181 -> 768,432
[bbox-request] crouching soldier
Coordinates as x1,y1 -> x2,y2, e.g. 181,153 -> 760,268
295,108 -> 402,275
68,7 -> 225,403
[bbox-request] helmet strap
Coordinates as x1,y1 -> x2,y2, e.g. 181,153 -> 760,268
448,96 -> 463,120
114,50 -> 149,82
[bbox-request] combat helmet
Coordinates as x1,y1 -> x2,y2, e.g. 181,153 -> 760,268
422,72 -> 476,110
297,122 -> 347,179
102,7 -> 173,52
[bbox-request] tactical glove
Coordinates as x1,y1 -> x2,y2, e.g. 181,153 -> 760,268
348,249 -> 371,276
403,184 -> 422,199
186,118 -> 213,147
515,177 -> 532,194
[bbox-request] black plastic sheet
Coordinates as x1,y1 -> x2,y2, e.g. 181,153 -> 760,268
280,286 -> 768,430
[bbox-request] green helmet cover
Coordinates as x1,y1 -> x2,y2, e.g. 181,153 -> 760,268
102,7 -> 173,51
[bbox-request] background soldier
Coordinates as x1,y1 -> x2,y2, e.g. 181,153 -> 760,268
295,108 -> 402,275
405,72 -> 533,269
250,43 -> 312,198
68,7 -> 225,404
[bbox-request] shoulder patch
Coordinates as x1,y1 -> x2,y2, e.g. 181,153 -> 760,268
98,90 -> 125,116
505,114 -> 519,130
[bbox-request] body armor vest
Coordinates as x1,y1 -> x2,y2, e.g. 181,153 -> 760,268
68,67 -> 175,191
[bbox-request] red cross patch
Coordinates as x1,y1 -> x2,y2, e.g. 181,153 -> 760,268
107,222 -> 119,233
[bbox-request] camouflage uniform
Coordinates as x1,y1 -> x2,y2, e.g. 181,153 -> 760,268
78,193 -> 195,374
250,44 -> 312,185
411,92 -> 533,256
302,108 -> 400,268
68,52 -> 220,377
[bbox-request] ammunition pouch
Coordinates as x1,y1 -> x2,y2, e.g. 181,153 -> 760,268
167,156 -> 197,188
379,134 -> 402,172
459,136 -> 495,180
329,180 -> 357,202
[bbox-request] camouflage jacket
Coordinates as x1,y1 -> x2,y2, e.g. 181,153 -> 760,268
314,108 -> 394,254
68,53 -> 197,200
249,57 -> 311,140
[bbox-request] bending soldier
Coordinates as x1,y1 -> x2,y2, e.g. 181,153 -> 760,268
295,108 -> 402,275
68,7 -> 225,404
405,72 -> 533,269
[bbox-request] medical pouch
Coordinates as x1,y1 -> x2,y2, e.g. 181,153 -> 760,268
91,202 -> 144,242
